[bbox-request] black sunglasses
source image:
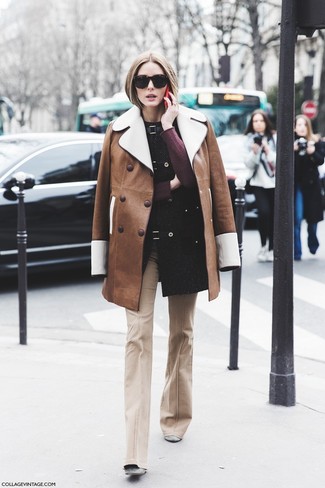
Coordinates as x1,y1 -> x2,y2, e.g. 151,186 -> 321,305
133,74 -> 168,89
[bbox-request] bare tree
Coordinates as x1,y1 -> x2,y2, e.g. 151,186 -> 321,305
242,0 -> 265,89
61,0 -> 97,128
0,0 -> 49,127
44,0 -> 136,128
236,0 -> 281,90
125,0 -> 197,77
183,0 -> 281,90
184,0 -> 223,84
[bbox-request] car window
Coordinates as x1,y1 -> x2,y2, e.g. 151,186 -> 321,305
20,143 -> 93,185
0,139 -> 46,174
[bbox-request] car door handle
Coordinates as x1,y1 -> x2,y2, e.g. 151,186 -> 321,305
75,190 -> 94,200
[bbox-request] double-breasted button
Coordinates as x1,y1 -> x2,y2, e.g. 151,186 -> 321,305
144,200 -> 151,208
127,164 -> 134,172
118,226 -> 124,233
138,229 -> 145,237
120,195 -> 126,202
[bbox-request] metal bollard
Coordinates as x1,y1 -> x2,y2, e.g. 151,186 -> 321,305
228,177 -> 246,370
4,172 -> 35,345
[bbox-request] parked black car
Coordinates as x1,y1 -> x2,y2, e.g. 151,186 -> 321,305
0,132 -> 104,276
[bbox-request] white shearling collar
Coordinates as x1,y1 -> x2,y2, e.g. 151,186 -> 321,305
112,104 -> 208,171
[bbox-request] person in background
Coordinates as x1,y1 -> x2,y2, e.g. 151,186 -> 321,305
293,114 -> 324,261
318,136 -> 325,213
91,51 -> 240,477
86,113 -> 102,133
244,109 -> 277,262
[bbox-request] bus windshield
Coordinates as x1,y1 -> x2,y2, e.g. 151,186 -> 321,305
179,88 -> 268,137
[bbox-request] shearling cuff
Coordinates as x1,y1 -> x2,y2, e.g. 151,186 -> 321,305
91,240 -> 108,276
216,232 -> 240,271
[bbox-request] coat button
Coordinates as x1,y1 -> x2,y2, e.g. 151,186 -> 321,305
118,226 -> 124,233
127,164 -> 134,172
120,195 -> 126,202
168,232 -> 174,237
138,229 -> 145,237
144,200 -> 151,208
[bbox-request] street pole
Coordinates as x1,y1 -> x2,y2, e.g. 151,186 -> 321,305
269,0 -> 296,406
228,178 -> 246,371
3,172 -> 36,345
16,173 -> 28,345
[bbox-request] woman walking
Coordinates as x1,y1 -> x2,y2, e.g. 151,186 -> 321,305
91,51 -> 240,476
294,114 -> 324,260
244,110 -> 277,262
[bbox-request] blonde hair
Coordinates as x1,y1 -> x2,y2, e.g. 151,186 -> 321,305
124,51 -> 178,109
295,114 -> 319,142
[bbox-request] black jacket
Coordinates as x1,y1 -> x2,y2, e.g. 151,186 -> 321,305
294,135 -> 324,223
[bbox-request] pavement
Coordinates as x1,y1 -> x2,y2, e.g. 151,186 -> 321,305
0,317 -> 325,488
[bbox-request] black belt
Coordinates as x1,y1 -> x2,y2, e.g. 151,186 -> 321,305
152,230 -> 174,240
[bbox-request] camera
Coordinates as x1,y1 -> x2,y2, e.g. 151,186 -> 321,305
253,134 -> 263,146
297,137 -> 308,156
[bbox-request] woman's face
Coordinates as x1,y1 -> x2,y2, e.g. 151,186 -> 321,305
295,117 -> 308,137
135,62 -> 167,109
252,113 -> 266,134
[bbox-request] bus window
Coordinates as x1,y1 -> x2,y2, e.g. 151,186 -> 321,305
179,88 -> 268,137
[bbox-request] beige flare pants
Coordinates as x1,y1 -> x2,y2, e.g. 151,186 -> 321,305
124,248 -> 197,469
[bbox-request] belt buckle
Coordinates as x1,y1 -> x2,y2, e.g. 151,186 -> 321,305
152,230 -> 159,240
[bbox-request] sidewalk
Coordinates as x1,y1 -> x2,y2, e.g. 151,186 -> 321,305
0,326 -> 324,488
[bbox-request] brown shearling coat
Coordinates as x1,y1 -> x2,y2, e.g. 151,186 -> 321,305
92,105 -> 239,311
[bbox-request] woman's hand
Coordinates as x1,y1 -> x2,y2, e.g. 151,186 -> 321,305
170,175 -> 181,191
252,142 -> 261,155
161,92 -> 179,131
261,138 -> 270,156
307,141 -> 316,155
